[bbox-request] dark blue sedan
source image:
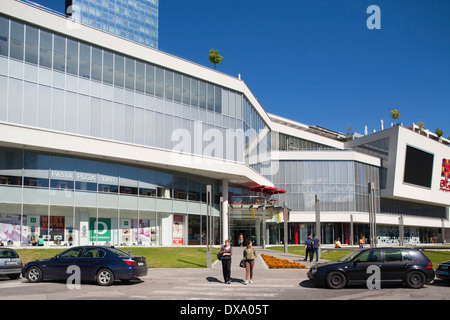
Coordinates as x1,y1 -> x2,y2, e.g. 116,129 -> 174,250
22,246 -> 148,286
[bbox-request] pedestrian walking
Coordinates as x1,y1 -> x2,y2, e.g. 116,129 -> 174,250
220,239 -> 232,284
243,240 -> 256,285
304,236 -> 313,262
359,235 -> 365,249
312,234 -> 320,262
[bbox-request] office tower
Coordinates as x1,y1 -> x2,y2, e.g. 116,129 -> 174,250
66,0 -> 158,49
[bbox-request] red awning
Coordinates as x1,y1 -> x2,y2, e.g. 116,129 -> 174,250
248,185 -> 286,195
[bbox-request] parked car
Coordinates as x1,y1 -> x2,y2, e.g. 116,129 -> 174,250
22,246 -> 148,286
0,248 -> 22,279
436,260 -> 450,281
307,247 -> 435,289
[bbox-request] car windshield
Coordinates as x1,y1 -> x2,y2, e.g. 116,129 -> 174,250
338,250 -> 361,262
108,247 -> 132,257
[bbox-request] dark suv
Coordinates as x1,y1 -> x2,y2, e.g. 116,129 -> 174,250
307,247 -> 435,289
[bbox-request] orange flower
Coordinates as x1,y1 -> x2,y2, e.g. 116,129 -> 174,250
260,254 -> 307,269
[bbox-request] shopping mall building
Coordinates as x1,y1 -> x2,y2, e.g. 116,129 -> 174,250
0,0 -> 449,247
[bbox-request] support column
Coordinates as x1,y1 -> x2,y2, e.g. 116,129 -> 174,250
221,179 -> 229,244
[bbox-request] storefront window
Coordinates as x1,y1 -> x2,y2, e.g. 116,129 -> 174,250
24,152 -> 50,188
98,161 -> 118,193
0,149 -> 23,186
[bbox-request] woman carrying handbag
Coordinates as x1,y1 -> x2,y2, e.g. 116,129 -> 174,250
243,240 -> 256,285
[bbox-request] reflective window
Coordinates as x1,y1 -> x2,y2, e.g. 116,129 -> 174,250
119,165 -> 138,195
155,67 -> 164,98
98,161 -> 118,193
125,57 -> 135,90
50,155 -> 74,190
0,16 -> 8,56
25,25 -> 38,64
145,64 -> 154,95
9,20 -> 24,61
103,50 -> 114,84
66,38 -> 78,75
135,60 -> 145,93
79,43 -> 91,78
24,152 -> 50,188
139,167 -> 156,197
0,149 -> 23,186
75,158 -> 97,192
114,53 -> 124,88
53,34 -> 66,72
91,46 -> 102,81
164,70 -> 173,100
173,72 -> 182,103
39,29 -> 52,68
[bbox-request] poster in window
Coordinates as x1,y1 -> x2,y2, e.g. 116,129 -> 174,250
173,214 -> 184,246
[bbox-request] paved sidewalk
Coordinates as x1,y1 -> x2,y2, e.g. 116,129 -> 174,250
144,246 -> 328,285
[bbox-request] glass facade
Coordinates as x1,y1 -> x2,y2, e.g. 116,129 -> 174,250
68,0 -> 159,49
0,14 -> 270,172
272,160 -> 379,213
0,147 -> 221,246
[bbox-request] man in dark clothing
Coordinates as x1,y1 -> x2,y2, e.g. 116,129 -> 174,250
312,234 -> 320,262
304,236 -> 313,262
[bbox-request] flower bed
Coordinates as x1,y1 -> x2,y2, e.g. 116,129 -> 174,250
261,254 -> 307,269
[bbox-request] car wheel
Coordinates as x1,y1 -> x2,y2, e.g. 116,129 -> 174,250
96,268 -> 115,286
326,271 -> 346,289
26,266 -> 43,283
405,270 -> 425,289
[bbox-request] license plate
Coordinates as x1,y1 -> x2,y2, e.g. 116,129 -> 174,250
438,270 -> 449,276
5,261 -> 18,265
138,262 -> 144,266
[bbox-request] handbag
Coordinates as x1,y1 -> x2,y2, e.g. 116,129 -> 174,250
217,252 -> 223,260
239,259 -> 245,268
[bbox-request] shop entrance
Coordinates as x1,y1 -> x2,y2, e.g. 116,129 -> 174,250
230,219 -> 258,247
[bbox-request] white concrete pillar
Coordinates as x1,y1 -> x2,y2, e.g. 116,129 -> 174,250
222,179 -> 229,243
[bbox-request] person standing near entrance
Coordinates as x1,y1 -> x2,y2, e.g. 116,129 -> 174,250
304,236 -> 313,262
312,234 -> 320,262
243,240 -> 256,285
220,239 -> 232,284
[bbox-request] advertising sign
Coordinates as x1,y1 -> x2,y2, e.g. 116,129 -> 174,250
173,215 -> 184,245
89,218 -> 111,242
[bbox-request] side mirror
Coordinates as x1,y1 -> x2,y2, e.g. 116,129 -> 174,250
353,259 -> 360,264
54,255 -> 60,260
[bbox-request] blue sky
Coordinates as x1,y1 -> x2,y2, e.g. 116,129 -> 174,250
30,0 -> 450,137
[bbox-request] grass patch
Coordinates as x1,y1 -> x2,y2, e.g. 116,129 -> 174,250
15,247 -> 221,268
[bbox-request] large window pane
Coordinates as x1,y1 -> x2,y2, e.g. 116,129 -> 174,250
173,72 -> 182,103
24,152 -> 50,188
135,60 -> 145,93
214,86 -> 222,113
98,161 -> 118,193
119,165 -> 138,195
79,43 -> 90,78
145,64 -> 154,95
114,54 -> 124,88
66,38 -> 78,75
53,34 -> 65,72
199,81 -> 206,109
155,67 -> 164,98
75,158 -> 97,192
182,75 -> 190,105
0,149 -> 23,186
125,57 -> 135,90
164,70 -> 173,100
156,170 -> 172,198
91,47 -> 102,81
190,79 -> 198,107
207,84 -> 214,111
10,20 -> 24,61
25,25 -> 38,64
0,16 -> 9,57
39,30 -> 52,68
102,50 -> 113,84
50,155 -> 74,190
139,167 -> 156,197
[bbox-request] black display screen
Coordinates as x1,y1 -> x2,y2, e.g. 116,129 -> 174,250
403,146 -> 434,188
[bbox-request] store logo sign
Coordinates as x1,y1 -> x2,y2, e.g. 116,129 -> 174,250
440,158 -> 450,192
